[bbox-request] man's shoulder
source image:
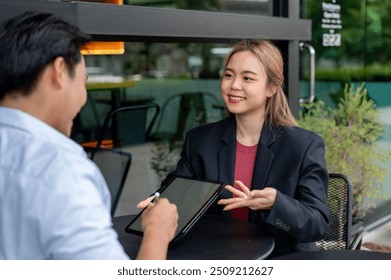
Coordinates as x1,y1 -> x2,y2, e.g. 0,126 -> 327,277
4,136 -> 95,186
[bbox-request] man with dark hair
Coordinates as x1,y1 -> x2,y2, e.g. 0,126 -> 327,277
0,11 -> 178,260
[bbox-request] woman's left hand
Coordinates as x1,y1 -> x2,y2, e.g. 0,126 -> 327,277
217,180 -> 277,211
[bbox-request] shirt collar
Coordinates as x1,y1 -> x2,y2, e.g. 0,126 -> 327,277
0,106 -> 85,155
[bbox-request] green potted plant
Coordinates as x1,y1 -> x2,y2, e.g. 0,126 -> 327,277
150,139 -> 183,182
299,83 -> 389,218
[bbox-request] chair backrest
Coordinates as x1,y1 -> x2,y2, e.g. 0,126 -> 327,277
153,92 -> 225,140
316,173 -> 353,250
88,148 -> 132,217
97,103 -> 160,148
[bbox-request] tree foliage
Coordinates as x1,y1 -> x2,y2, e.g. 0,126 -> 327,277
299,83 -> 389,217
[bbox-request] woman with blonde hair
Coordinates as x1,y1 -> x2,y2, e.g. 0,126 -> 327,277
161,39 -> 329,258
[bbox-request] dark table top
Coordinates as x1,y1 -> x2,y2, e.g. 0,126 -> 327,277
113,214 -> 275,260
272,249 -> 391,260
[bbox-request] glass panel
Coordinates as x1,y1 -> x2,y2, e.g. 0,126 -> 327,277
301,0 -> 391,104
77,42 -> 230,144
301,0 -> 391,212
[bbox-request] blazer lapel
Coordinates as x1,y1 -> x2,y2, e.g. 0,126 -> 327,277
251,124 -> 276,190
218,117 -> 236,188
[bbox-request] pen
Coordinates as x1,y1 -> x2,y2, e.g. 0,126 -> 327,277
153,192 -> 160,204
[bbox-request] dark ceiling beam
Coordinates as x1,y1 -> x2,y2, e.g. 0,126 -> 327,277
0,0 -> 311,43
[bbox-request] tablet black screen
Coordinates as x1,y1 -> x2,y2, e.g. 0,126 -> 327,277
125,176 -> 224,242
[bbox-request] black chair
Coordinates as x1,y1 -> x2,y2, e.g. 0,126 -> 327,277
153,92 -> 225,141
81,103 -> 160,149
316,173 -> 358,250
71,94 -> 102,143
87,147 -> 132,217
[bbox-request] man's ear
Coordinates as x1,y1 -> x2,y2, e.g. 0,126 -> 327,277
51,57 -> 68,89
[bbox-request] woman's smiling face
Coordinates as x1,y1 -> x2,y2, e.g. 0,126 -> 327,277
221,50 -> 274,118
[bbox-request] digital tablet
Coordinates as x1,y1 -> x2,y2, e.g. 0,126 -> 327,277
125,175 -> 224,243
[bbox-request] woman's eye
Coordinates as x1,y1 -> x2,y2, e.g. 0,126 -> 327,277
244,76 -> 253,81
224,73 -> 232,78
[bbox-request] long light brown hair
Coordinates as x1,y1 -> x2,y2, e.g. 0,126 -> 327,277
223,39 -> 298,128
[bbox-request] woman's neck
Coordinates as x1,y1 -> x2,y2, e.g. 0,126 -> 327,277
235,114 -> 265,146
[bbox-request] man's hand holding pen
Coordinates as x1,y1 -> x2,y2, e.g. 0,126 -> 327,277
136,192 -> 160,208
136,192 -> 178,259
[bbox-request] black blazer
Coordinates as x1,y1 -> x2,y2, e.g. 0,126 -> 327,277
162,116 -> 330,258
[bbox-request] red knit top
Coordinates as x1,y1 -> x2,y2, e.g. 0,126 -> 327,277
232,140 -> 258,221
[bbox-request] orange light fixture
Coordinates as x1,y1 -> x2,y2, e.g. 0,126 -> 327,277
80,0 -> 124,55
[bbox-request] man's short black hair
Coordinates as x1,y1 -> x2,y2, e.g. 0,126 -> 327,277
0,11 -> 92,100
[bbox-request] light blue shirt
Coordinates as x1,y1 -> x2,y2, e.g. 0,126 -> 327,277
0,107 -> 129,259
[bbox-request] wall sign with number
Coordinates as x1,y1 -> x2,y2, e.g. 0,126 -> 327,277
321,0 -> 342,47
